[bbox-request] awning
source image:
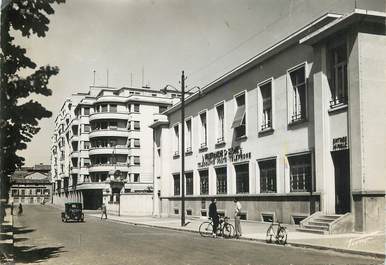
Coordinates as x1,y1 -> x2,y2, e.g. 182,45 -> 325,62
231,105 -> 245,128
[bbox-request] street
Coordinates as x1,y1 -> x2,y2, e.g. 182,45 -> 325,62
13,205 -> 381,265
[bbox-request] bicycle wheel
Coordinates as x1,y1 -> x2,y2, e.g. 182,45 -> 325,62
277,227 -> 287,245
199,222 -> 213,237
222,223 -> 235,238
266,226 -> 274,243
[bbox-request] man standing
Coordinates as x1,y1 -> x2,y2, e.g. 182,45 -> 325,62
100,203 -> 107,220
234,198 -> 242,238
208,198 -> 219,237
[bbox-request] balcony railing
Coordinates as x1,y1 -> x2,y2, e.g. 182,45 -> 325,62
261,121 -> 272,131
290,113 -> 305,124
216,137 -> 225,144
329,96 -> 347,108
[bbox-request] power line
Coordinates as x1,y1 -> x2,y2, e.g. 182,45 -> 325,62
187,0 -> 307,84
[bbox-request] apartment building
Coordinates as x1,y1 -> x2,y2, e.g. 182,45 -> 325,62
151,10 -> 386,232
51,86 -> 179,211
10,169 -> 51,205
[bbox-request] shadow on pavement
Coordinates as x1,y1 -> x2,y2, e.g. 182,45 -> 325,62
14,245 -> 66,264
13,237 -> 28,243
13,226 -> 36,235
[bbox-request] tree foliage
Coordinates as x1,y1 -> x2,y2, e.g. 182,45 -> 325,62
0,0 -> 65,200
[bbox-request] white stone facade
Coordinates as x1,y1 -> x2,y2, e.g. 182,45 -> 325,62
51,86 -> 180,211
151,10 -> 386,232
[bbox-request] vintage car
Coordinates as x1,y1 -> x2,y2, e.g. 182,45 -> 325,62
61,202 -> 84,222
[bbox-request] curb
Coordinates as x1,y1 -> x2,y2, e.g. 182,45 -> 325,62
0,208 -> 15,264
86,214 -> 385,260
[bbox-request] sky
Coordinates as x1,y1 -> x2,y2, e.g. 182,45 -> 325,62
14,0 -> 385,166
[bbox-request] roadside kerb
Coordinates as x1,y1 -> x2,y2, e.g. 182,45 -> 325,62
0,207 -> 14,264
85,213 -> 385,260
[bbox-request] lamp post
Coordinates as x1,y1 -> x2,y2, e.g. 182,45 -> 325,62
162,71 -> 200,227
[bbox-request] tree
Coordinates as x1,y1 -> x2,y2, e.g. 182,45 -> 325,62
0,0 -> 65,202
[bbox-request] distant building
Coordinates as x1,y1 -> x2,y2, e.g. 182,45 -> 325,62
151,10 -> 386,232
51,86 -> 181,212
10,165 -> 52,205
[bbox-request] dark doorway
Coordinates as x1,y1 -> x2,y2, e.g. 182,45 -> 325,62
82,189 -> 103,210
332,149 -> 350,214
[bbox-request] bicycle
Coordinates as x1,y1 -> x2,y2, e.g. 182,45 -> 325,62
265,220 -> 287,245
199,216 -> 235,238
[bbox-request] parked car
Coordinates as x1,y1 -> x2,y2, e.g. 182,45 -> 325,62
61,202 -> 84,222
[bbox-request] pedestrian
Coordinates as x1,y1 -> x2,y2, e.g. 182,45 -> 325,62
18,203 -> 23,216
234,198 -> 242,238
11,202 -> 14,216
100,203 -> 107,220
209,198 -> 219,237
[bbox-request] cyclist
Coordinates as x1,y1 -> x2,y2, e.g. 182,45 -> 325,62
208,198 -> 219,237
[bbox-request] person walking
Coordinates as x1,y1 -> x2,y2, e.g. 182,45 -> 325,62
18,203 -> 23,216
234,198 -> 242,238
100,203 -> 107,220
208,198 -> 219,237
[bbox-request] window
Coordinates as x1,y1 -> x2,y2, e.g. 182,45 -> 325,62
133,139 -> 140,148
133,104 -> 140,113
199,112 -> 207,148
199,170 -> 209,195
259,81 -> 272,130
185,172 -> 193,195
173,174 -> 180,195
216,103 -> 225,143
173,124 -> 179,156
101,104 -> 108,112
133,156 -> 140,165
83,158 -> 91,167
288,153 -> 312,192
232,93 -> 246,138
84,141 -> 91,150
258,159 -> 276,193
133,121 -> 140,131
159,105 -> 168,113
83,107 -> 90,115
84,125 -> 91,133
110,104 -> 117,113
185,119 -> 192,152
235,163 -> 249,194
330,44 -> 348,107
289,66 -> 306,123
133,173 -> 140,183
215,167 -> 227,194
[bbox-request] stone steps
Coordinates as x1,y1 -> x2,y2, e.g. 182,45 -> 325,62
297,213 -> 344,234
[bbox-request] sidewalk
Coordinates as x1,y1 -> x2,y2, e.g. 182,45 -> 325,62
0,207 -> 14,264
87,213 -> 385,259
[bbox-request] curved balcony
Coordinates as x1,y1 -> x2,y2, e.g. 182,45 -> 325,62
71,135 -> 79,142
89,112 -> 128,122
70,151 -> 79,158
70,167 -> 79,174
96,96 -> 127,103
89,128 -> 129,138
89,146 -> 129,156
88,163 -> 129,173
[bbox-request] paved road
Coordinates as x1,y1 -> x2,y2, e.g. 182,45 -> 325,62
13,205 -> 382,265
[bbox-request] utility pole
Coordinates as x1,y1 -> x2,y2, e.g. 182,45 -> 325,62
180,70 -> 185,227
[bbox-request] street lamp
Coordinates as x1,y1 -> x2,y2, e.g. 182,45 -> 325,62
161,71 -> 200,227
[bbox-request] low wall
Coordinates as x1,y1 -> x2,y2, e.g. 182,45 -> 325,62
105,193 -> 153,216
165,194 -> 320,224
119,193 -> 153,216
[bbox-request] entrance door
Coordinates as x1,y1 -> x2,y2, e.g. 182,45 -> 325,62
332,150 -> 350,214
